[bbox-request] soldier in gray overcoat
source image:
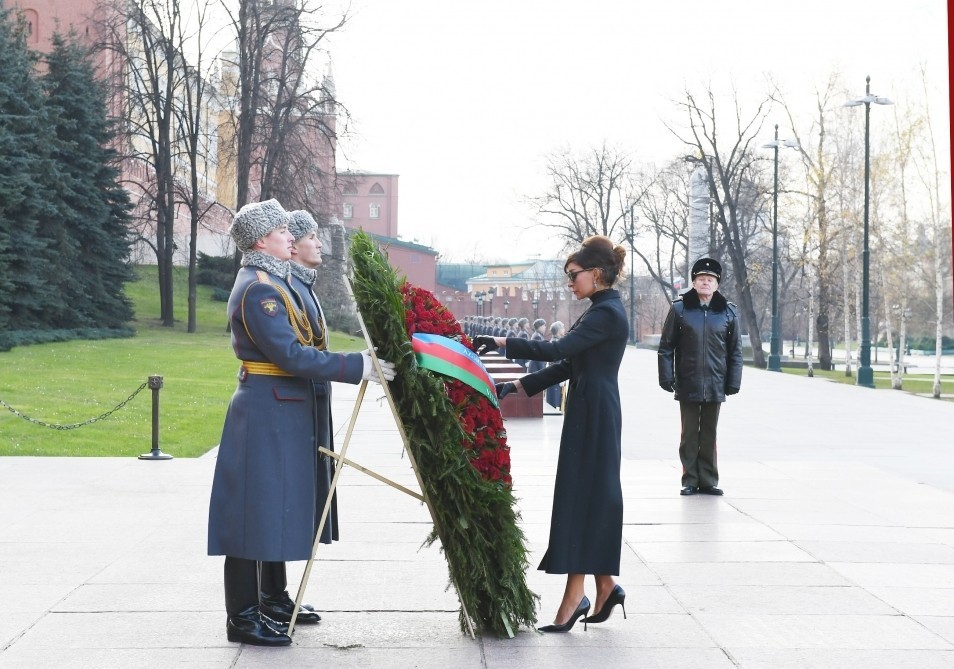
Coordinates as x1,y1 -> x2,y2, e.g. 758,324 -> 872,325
474,235 -> 630,634
288,209 -> 338,548
208,199 -> 395,647
245,210 -> 342,629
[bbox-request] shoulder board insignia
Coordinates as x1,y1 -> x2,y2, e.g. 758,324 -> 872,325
255,270 -> 272,285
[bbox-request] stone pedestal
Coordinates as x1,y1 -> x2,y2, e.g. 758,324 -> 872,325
481,353 -> 543,418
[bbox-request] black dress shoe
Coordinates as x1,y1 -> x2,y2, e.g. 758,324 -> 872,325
680,486 -> 698,496
260,613 -> 289,633
260,591 -> 321,624
226,605 -> 292,646
699,486 -> 724,495
260,590 -> 317,612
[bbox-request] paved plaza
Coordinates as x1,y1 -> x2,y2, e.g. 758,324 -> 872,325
1,347 -> 953,668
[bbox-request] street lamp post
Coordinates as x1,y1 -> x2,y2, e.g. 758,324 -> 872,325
626,204 -> 638,345
762,124 -> 799,372
532,295 -> 539,319
551,303 -> 557,325
845,76 -> 892,388
474,291 -> 485,317
504,300 -> 510,317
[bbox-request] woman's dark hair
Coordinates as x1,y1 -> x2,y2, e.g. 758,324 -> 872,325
564,235 -> 626,286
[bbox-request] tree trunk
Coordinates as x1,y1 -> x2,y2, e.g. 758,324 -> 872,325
724,241 -> 765,368
815,215 -> 833,370
880,266 -> 898,389
842,236 -> 853,377
806,281 -> 815,377
933,226 -> 945,398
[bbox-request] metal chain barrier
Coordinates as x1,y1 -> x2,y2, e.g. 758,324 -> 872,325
0,381 -> 150,430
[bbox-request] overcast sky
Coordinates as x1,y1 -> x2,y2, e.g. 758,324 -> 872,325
324,0 -> 950,263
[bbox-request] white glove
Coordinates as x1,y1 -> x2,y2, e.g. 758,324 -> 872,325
360,349 -> 396,383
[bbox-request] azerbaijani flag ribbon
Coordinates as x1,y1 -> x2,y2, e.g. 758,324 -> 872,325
411,333 -> 499,408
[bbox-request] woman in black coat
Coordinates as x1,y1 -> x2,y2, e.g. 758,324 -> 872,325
474,235 -> 629,633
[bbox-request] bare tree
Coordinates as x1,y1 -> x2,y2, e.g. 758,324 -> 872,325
668,85 -> 772,368
911,66 -> 953,398
629,159 -> 690,301
96,0 -> 224,330
826,92 -> 867,377
776,75 -> 850,370
531,143 -> 647,246
171,0 -> 226,332
219,0 -> 347,212
97,0 -> 186,326
881,95 -> 925,388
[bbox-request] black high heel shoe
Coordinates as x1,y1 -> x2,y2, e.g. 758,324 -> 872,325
539,596 -> 590,633
582,585 -> 626,624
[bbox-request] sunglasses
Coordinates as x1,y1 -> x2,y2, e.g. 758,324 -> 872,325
566,268 -> 595,282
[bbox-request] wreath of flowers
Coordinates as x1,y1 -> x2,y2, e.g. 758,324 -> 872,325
349,232 -> 537,637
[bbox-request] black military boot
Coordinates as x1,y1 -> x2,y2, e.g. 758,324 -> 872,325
260,590 -> 321,624
226,605 -> 292,646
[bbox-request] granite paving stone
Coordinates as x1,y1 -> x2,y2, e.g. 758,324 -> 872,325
1,347 -> 952,667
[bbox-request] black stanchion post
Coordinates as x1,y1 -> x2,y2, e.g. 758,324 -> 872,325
139,375 -> 173,460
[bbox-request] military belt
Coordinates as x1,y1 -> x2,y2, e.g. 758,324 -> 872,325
240,361 -> 293,377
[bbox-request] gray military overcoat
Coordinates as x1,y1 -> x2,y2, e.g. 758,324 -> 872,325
208,266 -> 362,562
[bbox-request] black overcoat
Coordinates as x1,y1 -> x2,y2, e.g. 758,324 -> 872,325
208,266 -> 363,562
657,288 -> 743,402
504,289 -> 628,575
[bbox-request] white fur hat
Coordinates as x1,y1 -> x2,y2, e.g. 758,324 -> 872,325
229,199 -> 290,252
288,210 -> 319,241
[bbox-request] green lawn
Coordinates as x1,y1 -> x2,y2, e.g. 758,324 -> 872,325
0,266 -> 364,457
779,365 -> 953,398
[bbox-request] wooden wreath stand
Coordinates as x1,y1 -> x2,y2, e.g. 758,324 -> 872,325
287,284 -> 484,639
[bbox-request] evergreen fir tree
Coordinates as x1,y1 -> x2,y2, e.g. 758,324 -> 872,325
42,31 -> 133,327
0,8 -> 56,330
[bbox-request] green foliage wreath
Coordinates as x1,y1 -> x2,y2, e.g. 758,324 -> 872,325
349,232 -> 538,637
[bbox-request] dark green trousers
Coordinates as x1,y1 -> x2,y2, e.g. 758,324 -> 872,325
678,401 -> 721,488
